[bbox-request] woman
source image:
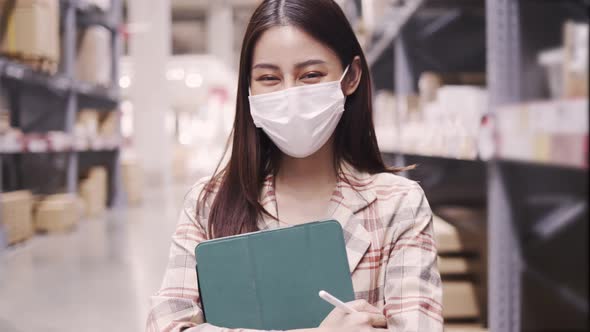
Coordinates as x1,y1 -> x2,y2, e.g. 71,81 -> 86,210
147,0 -> 442,331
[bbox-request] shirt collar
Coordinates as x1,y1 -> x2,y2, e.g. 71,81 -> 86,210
258,162 -> 376,272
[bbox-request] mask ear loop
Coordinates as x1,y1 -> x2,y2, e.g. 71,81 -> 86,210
339,65 -> 351,83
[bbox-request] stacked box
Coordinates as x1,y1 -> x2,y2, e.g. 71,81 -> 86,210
496,99 -> 588,168
443,281 -> 480,319
99,111 -> 120,149
79,166 -> 108,217
445,324 -> 488,332
76,26 -> 112,85
563,21 -> 588,98
99,111 -> 119,137
34,193 -> 81,233
0,190 -> 33,245
0,0 -> 60,64
122,160 -> 143,205
434,212 -> 486,324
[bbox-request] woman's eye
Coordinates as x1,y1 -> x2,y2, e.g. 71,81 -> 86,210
301,72 -> 324,80
257,75 -> 279,82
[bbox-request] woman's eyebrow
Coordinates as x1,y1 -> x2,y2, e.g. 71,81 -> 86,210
252,63 -> 280,70
295,59 -> 326,69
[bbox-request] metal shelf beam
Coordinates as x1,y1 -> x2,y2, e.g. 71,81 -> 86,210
1,0 -> 122,208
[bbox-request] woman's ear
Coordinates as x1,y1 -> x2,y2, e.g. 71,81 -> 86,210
342,56 -> 362,96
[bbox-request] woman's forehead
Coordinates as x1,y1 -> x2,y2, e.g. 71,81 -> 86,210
251,25 -> 340,69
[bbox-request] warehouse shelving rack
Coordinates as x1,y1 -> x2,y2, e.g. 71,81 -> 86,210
0,0 -> 123,221
368,0 -> 589,330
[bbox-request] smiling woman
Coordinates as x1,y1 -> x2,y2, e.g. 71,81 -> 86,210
146,1 -> 442,332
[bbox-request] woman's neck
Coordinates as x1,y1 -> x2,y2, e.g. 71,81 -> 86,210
276,138 -> 337,191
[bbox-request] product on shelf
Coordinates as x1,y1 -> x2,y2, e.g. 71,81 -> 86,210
0,0 -> 60,74
99,111 -> 121,149
76,109 -> 100,149
99,111 -> 118,136
78,109 -> 99,135
434,214 -> 480,255
373,90 -> 396,152
79,166 -> 107,216
0,190 -> 34,245
0,114 -> 8,134
443,281 -> 480,319
121,159 -> 143,205
496,99 -> 588,168
444,323 -> 488,332
538,48 -> 564,99
439,257 -> 470,277
34,193 -> 81,233
419,72 -> 487,95
22,132 -> 48,152
0,96 -> 9,133
394,85 -> 486,159
76,26 -> 112,86
74,109 -> 120,150
46,131 -> 72,151
0,127 -> 23,153
538,21 -> 589,99
418,72 -> 443,104
435,212 -> 486,322
563,21 -> 588,98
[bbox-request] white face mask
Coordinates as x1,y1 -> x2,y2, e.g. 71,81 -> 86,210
248,66 -> 349,158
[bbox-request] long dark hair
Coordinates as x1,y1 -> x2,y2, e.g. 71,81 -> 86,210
199,0 -> 401,238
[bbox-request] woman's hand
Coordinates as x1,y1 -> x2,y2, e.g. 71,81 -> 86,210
319,299 -> 388,332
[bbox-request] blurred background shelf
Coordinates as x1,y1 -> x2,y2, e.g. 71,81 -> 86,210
0,58 -> 70,95
1,58 -> 119,109
496,158 -> 588,171
0,0 -> 123,206
371,0 -> 588,330
75,82 -> 119,109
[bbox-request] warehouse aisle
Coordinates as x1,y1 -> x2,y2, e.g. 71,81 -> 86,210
0,185 -> 188,332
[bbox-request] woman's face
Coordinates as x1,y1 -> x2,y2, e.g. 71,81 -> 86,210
249,26 -> 346,96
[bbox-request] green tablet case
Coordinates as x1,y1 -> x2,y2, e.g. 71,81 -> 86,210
195,220 -> 355,330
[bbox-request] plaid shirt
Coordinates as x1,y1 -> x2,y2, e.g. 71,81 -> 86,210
147,164 -> 443,332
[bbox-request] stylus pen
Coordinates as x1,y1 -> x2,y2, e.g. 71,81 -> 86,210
318,290 -> 358,314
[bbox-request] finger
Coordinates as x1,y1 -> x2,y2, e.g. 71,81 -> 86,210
368,313 -> 387,328
327,307 -> 348,318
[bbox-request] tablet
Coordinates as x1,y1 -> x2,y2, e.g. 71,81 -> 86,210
195,220 -> 354,330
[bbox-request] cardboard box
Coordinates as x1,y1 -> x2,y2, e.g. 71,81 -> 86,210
99,111 -> 119,137
34,193 -> 80,232
0,0 -> 60,61
0,190 -> 34,245
76,26 -> 112,85
79,166 -> 108,217
434,215 -> 480,254
443,281 -> 480,319
439,256 -> 470,275
563,21 -> 588,98
77,109 -> 100,137
496,99 -> 588,167
121,160 -> 143,205
445,323 -> 487,332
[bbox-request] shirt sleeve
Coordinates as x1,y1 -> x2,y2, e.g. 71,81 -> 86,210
383,184 -> 444,332
146,180 -> 282,332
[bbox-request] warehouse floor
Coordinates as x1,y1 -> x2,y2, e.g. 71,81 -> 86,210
0,185 -> 187,332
